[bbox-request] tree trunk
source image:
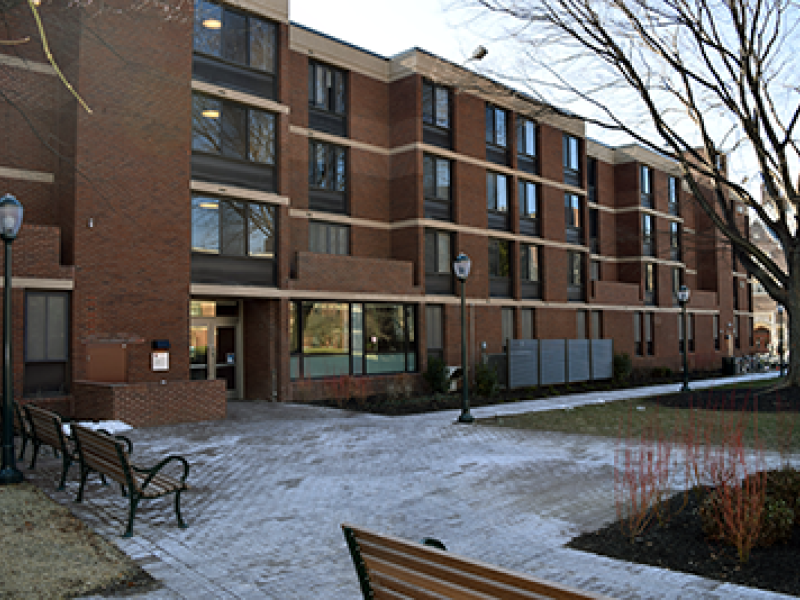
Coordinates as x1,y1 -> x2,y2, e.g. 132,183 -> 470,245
785,251 -> 800,387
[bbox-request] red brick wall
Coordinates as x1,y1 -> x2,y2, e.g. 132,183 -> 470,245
290,252 -> 421,295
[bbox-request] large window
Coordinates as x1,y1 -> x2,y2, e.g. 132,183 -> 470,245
308,61 -> 347,135
485,104 -> 508,148
193,0 -> 277,98
192,94 -> 276,164
489,238 -> 511,298
309,221 -> 349,255
423,154 -> 451,220
25,292 -> 69,396
520,244 -> 541,299
641,165 -> 653,208
563,134 -> 580,185
565,193 -> 582,244
487,172 -> 509,230
290,302 -> 416,378
309,140 -> 347,213
424,229 -> 452,295
516,117 -> 537,174
422,80 -> 451,148
192,196 -> 275,258
519,180 -> 538,236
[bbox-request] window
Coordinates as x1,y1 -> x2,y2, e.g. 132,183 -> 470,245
423,154 -> 451,220
644,263 -> 656,305
192,93 -> 276,164
565,193 -> 582,244
489,239 -> 511,277
193,0 -> 277,97
671,267 -> 682,305
309,221 -> 349,255
567,251 -> 584,301
634,312 -> 643,355
25,292 -> 69,396
587,157 -> 598,203
501,308 -> 514,347
422,80 -> 450,129
591,311 -> 602,339
642,214 -> 655,256
589,208 -> 599,253
520,244 -> 541,299
308,61 -> 346,115
426,305 -> 444,360
487,172 -> 509,230
644,313 -> 654,354
668,176 -> 679,216
521,309 -> 535,339
424,230 -> 451,275
192,196 -> 275,258
689,314 -> 695,352
519,180 -> 538,235
489,238 -> 511,298
576,310 -> 587,339
309,141 -> 347,213
290,301 -> 417,378
563,134 -> 580,185
714,315 -> 720,350
670,222 -> 680,260
485,104 -> 508,148
517,117 -> 537,173
641,165 -> 653,207
425,230 -> 452,294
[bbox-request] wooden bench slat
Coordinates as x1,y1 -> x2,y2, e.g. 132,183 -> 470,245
371,571 -> 456,600
359,540 -> 550,600
343,524 -> 612,600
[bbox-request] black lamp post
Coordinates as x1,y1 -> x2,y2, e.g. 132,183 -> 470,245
677,284 -> 691,392
453,253 -> 473,424
0,194 -> 23,485
778,304 -> 785,377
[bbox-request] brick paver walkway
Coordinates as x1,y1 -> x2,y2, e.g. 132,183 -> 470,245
20,372 -> 797,599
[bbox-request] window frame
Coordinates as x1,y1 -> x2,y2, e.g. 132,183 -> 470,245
422,79 -> 451,131
309,221 -> 349,255
640,165 -> 653,208
563,134 -> 581,185
308,60 -> 347,116
24,291 -> 70,397
668,176 -> 680,216
565,193 -> 583,244
567,251 -> 584,301
423,154 -> 452,220
642,213 -> 655,256
644,262 -> 656,305
518,180 -> 538,235
191,195 -> 276,259
487,171 -> 510,230
485,104 -> 508,149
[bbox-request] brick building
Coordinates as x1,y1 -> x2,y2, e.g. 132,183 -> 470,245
0,0 -> 753,424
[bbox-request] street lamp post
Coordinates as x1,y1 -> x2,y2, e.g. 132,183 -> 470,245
677,284 -> 691,393
778,304 -> 785,377
453,253 -> 473,424
0,194 -> 23,485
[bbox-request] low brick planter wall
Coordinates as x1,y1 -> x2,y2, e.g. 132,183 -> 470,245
72,379 -> 226,427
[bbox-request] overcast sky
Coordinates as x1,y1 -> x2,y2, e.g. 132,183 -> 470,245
289,0 -> 482,64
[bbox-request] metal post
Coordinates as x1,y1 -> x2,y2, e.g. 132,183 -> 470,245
681,300 -> 690,392
779,308 -> 785,377
0,238 -> 22,484
457,279 -> 473,423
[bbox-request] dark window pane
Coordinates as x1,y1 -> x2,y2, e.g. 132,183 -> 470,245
222,10 -> 247,65
434,87 -> 449,127
436,233 -> 450,274
221,102 -> 247,160
496,175 -> 507,211
221,200 -> 245,256
248,110 -> 275,164
425,231 -> 435,273
423,156 -> 435,197
422,82 -> 433,124
46,295 -> 68,360
334,70 -> 346,113
365,304 -> 405,353
498,241 -> 510,276
192,196 -> 219,252
26,295 -> 46,361
248,204 -> 274,257
335,148 -> 346,192
302,302 -> 349,354
436,159 -> 450,200
485,105 -> 493,144
192,95 -> 222,153
495,109 -> 506,147
487,172 -> 496,209
194,0 -> 222,56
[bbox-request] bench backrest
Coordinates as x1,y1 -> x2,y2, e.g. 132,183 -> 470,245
13,401 -> 29,435
25,405 -> 69,451
342,524 -> 611,600
73,425 -> 133,490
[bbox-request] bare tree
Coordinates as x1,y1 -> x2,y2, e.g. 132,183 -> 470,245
464,0 -> 800,385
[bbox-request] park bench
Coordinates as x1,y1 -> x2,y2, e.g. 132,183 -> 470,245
342,523 -> 613,600
12,401 -> 32,460
25,404 -> 80,490
72,424 -> 190,537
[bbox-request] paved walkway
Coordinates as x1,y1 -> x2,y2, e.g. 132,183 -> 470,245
21,372 -> 797,599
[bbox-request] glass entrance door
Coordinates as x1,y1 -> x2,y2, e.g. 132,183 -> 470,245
190,318 -> 239,397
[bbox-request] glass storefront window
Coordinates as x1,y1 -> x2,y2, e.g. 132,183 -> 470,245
365,304 -> 404,353
302,302 -> 350,354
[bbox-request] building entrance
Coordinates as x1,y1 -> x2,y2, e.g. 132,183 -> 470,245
190,300 -> 240,398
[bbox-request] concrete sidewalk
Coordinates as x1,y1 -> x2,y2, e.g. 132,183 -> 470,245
21,372 -> 796,599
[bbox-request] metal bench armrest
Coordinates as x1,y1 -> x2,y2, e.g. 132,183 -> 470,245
134,455 -> 190,489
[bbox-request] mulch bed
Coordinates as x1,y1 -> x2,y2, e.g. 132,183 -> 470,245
568,490 -> 800,596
